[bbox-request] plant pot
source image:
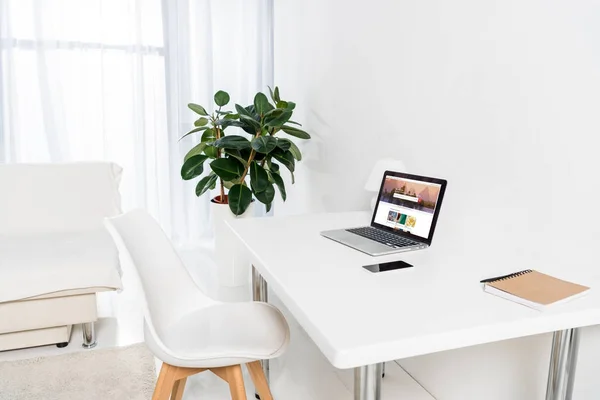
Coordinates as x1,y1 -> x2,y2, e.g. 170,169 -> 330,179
210,197 -> 256,287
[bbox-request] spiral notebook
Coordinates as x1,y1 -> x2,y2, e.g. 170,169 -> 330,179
481,270 -> 590,310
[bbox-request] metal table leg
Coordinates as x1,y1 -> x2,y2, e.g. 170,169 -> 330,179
545,328 -> 581,400
82,322 -> 97,349
252,266 -> 270,398
355,363 -> 383,400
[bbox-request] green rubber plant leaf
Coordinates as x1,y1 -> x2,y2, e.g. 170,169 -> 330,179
179,126 -> 210,141
276,138 -> 292,152
274,87 -> 281,103
201,128 -> 216,142
195,173 -> 218,197
253,182 -> 275,205
184,142 -> 208,162
194,117 -> 208,127
254,92 -> 274,115
251,136 -> 278,154
250,161 -> 269,193
266,159 -> 280,173
265,110 -> 292,127
285,101 -> 296,111
281,125 -> 310,139
270,170 -> 286,201
188,103 -> 208,116
210,158 -> 245,181
203,145 -> 219,158
224,148 -> 250,167
240,114 -> 261,132
213,135 -> 252,150
235,104 -> 254,119
287,140 -> 302,161
228,184 -> 253,216
181,155 -> 208,180
272,149 -> 295,173
214,90 -> 230,107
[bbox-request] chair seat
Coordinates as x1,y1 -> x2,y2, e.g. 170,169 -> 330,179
150,301 -> 290,368
0,229 -> 122,303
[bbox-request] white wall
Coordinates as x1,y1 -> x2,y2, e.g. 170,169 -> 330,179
274,1 -> 600,399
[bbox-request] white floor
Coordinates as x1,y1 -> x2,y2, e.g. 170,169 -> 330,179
0,247 -> 434,400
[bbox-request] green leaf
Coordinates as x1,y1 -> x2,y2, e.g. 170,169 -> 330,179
194,117 -> 208,127
214,90 -> 230,106
276,138 -> 292,152
216,110 -> 232,115
287,120 -> 302,126
254,92 -> 274,115
188,103 -> 208,116
250,161 -> 269,193
181,155 -> 208,180
224,148 -> 250,167
281,125 -> 311,139
266,202 -> 272,213
268,86 -> 276,103
274,87 -> 281,103
254,183 -> 275,205
267,159 -> 280,173
286,101 -> 296,111
210,158 -> 245,181
224,113 -> 239,120
265,110 -> 292,127
213,135 -> 252,150
270,171 -> 286,201
204,145 -> 219,158
201,128 -> 216,142
184,142 -> 208,162
276,100 -> 288,109
223,180 -> 236,189
251,136 -> 278,154
240,114 -> 261,132
288,140 -> 302,161
235,104 -> 254,119
228,184 -> 253,216
179,126 -> 210,141
195,173 -> 218,197
264,108 -> 284,120
272,149 -> 295,173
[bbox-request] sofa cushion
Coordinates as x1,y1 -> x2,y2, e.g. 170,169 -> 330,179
0,162 -> 122,235
0,229 -> 122,303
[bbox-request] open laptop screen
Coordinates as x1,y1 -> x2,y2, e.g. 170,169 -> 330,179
372,172 -> 446,243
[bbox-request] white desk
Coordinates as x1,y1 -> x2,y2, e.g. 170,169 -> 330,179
228,211 -> 600,400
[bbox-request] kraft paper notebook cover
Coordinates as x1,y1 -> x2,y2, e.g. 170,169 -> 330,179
482,270 -> 590,310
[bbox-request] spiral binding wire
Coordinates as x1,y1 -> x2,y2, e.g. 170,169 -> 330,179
489,269 -> 533,283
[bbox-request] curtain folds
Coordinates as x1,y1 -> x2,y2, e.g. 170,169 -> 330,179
0,0 -> 274,245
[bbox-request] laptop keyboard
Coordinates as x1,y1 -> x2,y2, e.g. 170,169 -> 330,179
347,226 -> 419,248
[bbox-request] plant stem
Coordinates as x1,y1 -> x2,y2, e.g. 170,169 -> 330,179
239,130 -> 262,183
214,108 -> 226,203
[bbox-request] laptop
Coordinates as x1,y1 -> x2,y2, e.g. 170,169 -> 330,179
321,171 -> 447,256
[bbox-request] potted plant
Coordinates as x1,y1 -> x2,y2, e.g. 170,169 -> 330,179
180,87 -> 310,285
180,87 -> 309,214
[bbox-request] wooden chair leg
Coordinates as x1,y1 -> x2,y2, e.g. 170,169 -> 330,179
171,377 -> 187,400
247,361 -> 274,400
226,364 -> 247,400
152,363 -> 178,400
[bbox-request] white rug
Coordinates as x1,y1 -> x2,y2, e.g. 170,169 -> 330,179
0,343 -> 156,400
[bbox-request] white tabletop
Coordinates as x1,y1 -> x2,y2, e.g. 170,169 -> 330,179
228,211 -> 600,369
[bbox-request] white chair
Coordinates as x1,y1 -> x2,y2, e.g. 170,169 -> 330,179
105,209 -> 290,400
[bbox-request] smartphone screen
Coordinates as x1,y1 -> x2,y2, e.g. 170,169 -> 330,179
363,260 -> 413,273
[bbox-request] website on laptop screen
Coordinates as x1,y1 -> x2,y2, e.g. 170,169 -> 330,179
374,176 -> 443,239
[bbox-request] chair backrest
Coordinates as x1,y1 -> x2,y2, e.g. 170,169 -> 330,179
104,209 -> 214,341
0,162 -> 123,234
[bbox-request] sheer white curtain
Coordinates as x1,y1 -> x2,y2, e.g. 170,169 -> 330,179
0,0 -> 273,245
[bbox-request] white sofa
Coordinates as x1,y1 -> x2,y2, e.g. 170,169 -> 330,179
0,162 -> 124,351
